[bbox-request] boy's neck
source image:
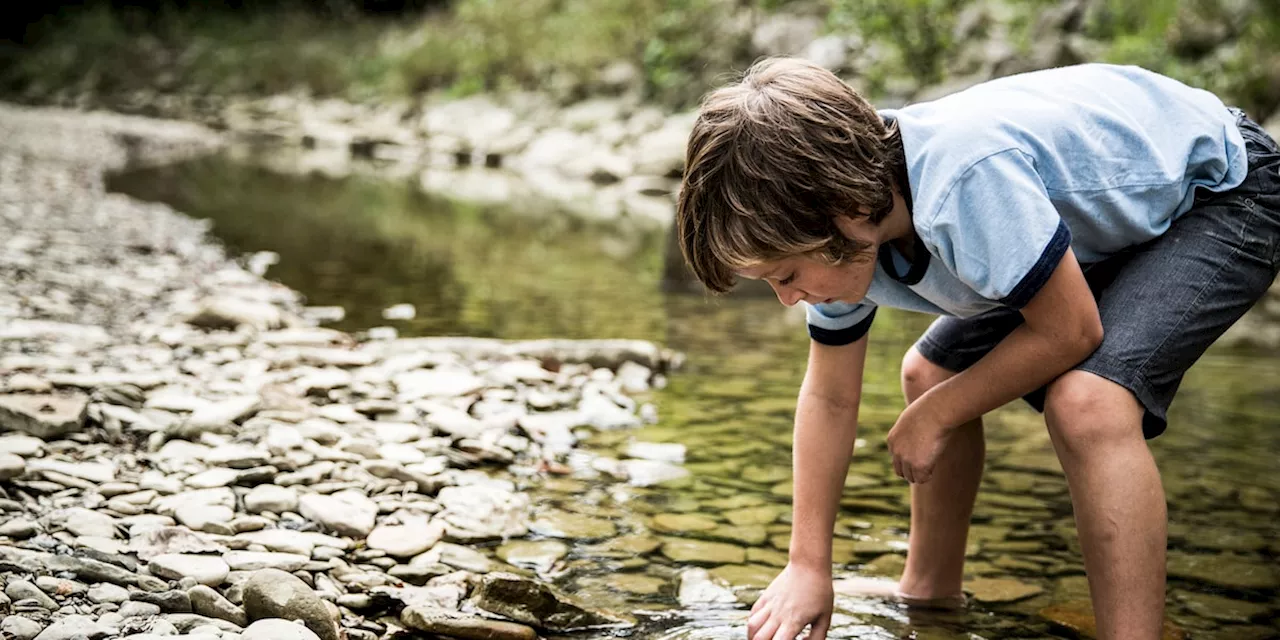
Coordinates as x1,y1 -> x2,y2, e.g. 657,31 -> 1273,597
879,188 -> 916,248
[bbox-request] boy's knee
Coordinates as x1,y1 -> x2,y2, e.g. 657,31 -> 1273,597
901,347 -> 955,402
1044,371 -> 1143,456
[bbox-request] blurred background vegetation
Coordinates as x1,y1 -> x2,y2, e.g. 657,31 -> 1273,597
2,0 -> 1278,117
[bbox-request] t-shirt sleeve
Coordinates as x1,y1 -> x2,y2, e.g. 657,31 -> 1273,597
924,149 -> 1072,309
805,300 -> 878,345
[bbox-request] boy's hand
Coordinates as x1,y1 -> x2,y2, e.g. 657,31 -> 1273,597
886,401 -> 955,484
747,563 -> 834,640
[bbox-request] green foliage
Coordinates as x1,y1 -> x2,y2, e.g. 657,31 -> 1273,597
828,0 -> 967,87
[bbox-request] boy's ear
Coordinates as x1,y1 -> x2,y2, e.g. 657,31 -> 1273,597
833,212 -> 875,242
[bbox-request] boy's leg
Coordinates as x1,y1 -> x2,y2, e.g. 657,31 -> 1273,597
1042,372 -> 1166,639
897,347 -> 983,600
1037,110 -> 1280,639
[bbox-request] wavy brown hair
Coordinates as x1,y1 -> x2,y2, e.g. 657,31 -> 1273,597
676,56 -> 903,294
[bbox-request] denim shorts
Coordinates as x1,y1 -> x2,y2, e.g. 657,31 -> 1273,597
915,108 -> 1280,438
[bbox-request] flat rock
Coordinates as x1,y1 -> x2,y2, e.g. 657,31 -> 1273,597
1040,599 -> 1186,639
1167,552 -> 1280,589
0,393 -> 88,439
149,554 -> 230,586
402,605 -> 536,640
244,484 -> 298,514
223,551 -> 310,572
366,517 -> 444,558
964,577 -> 1044,603
0,434 -> 45,456
298,490 -> 376,537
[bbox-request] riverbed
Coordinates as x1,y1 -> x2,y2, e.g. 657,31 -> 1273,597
105,151 -> 1280,639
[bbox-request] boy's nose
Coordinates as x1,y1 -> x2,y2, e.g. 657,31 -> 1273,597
770,282 -> 804,307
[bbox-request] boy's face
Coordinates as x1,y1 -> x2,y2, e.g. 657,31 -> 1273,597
736,253 -> 876,308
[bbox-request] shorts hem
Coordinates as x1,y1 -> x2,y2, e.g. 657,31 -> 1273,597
914,337 -> 1170,439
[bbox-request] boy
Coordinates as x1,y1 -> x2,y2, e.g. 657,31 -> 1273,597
676,57 -> 1280,640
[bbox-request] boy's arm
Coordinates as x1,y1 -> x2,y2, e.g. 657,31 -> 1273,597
889,248 -> 1102,482
749,335 -> 866,640
789,335 -> 867,570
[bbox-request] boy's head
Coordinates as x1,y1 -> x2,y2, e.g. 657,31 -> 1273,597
676,57 -> 903,296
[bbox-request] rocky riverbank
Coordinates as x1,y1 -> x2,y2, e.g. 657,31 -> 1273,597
0,103 -> 687,640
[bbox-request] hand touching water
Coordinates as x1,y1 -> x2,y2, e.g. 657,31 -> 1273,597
747,563 -> 833,640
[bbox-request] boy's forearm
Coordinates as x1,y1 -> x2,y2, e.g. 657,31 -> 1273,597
917,321 -> 1098,430
787,389 -> 860,571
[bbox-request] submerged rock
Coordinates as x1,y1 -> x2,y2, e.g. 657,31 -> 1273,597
468,572 -> 631,632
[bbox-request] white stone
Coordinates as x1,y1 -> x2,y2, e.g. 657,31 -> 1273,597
0,434 -> 44,457
394,369 -> 486,400
242,619 -> 321,640
625,441 -> 686,463
622,459 -> 690,487
678,568 -> 737,605
149,554 -> 230,586
366,517 -> 444,558
222,551 -> 310,572
244,485 -> 299,514
298,491 -> 377,537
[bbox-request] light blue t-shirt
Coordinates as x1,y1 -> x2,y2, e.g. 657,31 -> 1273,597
806,63 -> 1248,345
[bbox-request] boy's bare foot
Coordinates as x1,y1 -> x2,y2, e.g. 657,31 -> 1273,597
832,577 -> 967,610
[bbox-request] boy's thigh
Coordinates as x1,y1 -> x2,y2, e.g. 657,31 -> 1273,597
1080,121 -> 1280,438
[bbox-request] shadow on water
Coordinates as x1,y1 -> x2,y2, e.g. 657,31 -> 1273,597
109,155 -> 1280,639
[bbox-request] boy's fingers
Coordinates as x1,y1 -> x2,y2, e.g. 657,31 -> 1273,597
771,621 -> 802,640
810,612 -> 832,640
752,615 -> 781,640
892,456 -> 904,480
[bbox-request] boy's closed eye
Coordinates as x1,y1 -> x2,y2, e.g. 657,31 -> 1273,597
779,273 -> 796,286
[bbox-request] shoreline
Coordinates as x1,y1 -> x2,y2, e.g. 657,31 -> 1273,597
0,102 -> 684,640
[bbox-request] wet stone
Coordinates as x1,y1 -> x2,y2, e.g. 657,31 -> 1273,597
1176,591 -> 1271,623
594,534 -> 661,555
708,564 -> 779,589
599,574 -> 667,596
528,510 -> 617,539
678,568 -> 737,605
661,539 -> 746,565
723,505 -> 785,526
1167,552 -> 1280,590
495,540 -> 570,572
1040,599 -> 1187,640
650,513 -> 718,533
965,577 -> 1045,604
469,572 -> 629,632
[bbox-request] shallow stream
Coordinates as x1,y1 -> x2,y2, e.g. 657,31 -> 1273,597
110,156 -> 1280,639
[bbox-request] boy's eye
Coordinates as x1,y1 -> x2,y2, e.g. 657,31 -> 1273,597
779,273 -> 796,286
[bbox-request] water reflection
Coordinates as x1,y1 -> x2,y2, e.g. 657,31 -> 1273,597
110,156 -> 1280,639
